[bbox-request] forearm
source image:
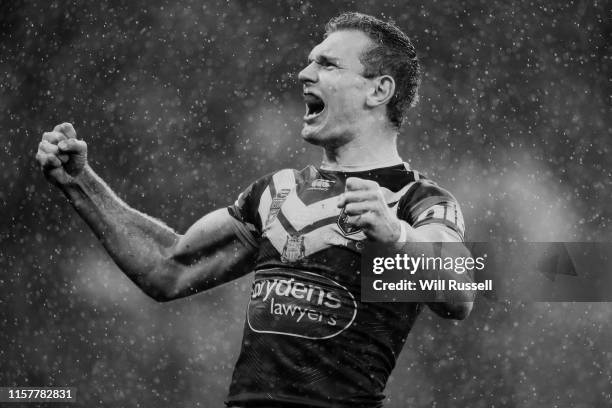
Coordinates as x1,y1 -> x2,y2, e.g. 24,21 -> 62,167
60,165 -> 178,298
401,222 -> 475,317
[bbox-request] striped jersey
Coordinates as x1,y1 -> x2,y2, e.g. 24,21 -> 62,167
225,163 -> 465,408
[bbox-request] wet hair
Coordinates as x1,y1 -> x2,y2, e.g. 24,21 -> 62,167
325,12 -> 420,129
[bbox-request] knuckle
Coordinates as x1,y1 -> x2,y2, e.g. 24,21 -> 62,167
62,122 -> 76,137
346,177 -> 359,187
40,154 -> 52,165
42,144 -> 58,154
361,214 -> 374,225
366,191 -> 378,200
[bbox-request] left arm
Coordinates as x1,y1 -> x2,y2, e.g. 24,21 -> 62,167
402,224 -> 474,320
338,177 -> 474,320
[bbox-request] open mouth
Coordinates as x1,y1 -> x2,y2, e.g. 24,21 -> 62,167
303,92 -> 326,121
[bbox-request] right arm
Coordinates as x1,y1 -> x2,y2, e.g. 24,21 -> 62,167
36,123 -> 257,302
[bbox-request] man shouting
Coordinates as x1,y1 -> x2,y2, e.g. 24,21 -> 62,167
36,12 -> 474,408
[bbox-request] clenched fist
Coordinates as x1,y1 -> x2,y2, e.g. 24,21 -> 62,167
36,123 -> 87,186
337,177 -> 402,243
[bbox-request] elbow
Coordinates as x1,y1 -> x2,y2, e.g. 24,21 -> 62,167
144,263 -> 182,303
446,301 -> 473,320
140,279 -> 179,302
148,289 -> 177,303
430,301 -> 473,320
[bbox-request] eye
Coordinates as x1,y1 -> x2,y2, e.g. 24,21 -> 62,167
315,59 -> 336,69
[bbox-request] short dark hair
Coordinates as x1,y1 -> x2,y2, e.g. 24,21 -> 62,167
325,12 -> 420,129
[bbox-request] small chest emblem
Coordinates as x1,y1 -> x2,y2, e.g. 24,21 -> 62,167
337,208 -> 363,236
281,234 -> 306,263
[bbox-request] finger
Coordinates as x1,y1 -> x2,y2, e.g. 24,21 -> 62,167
343,214 -> 363,227
36,152 -> 62,169
344,213 -> 373,228
58,138 -> 86,153
39,140 -> 59,155
337,190 -> 378,207
42,131 -> 68,144
345,177 -> 378,192
54,122 -> 77,139
344,201 -> 375,216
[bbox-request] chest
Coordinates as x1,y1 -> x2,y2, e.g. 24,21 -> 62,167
258,175 -> 401,261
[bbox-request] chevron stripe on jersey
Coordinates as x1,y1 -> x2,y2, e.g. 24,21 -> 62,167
261,175 -> 418,258
257,169 -> 295,229
228,164 -> 465,259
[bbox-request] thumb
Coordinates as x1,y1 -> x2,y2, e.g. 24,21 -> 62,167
53,122 -> 77,139
58,138 -> 86,154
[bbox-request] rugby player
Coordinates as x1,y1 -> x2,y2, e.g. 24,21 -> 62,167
36,12 -> 475,408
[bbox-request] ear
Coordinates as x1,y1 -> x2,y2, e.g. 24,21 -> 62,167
365,75 -> 395,108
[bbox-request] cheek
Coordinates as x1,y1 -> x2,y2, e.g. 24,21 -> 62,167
327,85 -> 363,106
324,73 -> 361,96
323,75 -> 368,114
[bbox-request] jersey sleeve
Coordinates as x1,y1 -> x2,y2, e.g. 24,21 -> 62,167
397,180 -> 466,240
227,174 -> 272,250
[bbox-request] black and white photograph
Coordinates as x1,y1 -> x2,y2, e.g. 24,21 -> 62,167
1,1 -> 611,407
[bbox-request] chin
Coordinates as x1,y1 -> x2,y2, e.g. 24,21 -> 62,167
301,124 -> 333,147
301,123 -> 352,149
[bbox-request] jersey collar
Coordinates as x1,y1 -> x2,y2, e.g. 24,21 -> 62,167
319,160 -> 407,172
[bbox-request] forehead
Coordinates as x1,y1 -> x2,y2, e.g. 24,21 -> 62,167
309,30 -> 374,65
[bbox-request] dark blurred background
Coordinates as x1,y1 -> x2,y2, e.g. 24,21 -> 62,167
1,0 -> 611,407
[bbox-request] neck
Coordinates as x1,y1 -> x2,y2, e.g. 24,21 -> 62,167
320,129 -> 402,171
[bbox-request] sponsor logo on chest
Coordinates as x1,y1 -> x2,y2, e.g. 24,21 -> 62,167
248,270 -> 357,340
307,178 -> 335,191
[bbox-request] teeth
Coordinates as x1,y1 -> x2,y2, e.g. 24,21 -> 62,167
303,92 -> 325,122
304,109 -> 323,120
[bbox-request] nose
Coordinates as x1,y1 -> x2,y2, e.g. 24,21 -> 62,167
298,62 -> 318,85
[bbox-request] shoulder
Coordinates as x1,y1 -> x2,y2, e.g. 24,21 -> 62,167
238,168 -> 301,198
399,175 -> 459,212
397,171 -> 466,240
228,167 -> 301,233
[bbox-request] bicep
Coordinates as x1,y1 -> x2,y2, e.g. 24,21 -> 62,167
174,208 -> 243,256
414,223 -> 462,243
163,208 -> 258,299
415,224 -> 474,319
